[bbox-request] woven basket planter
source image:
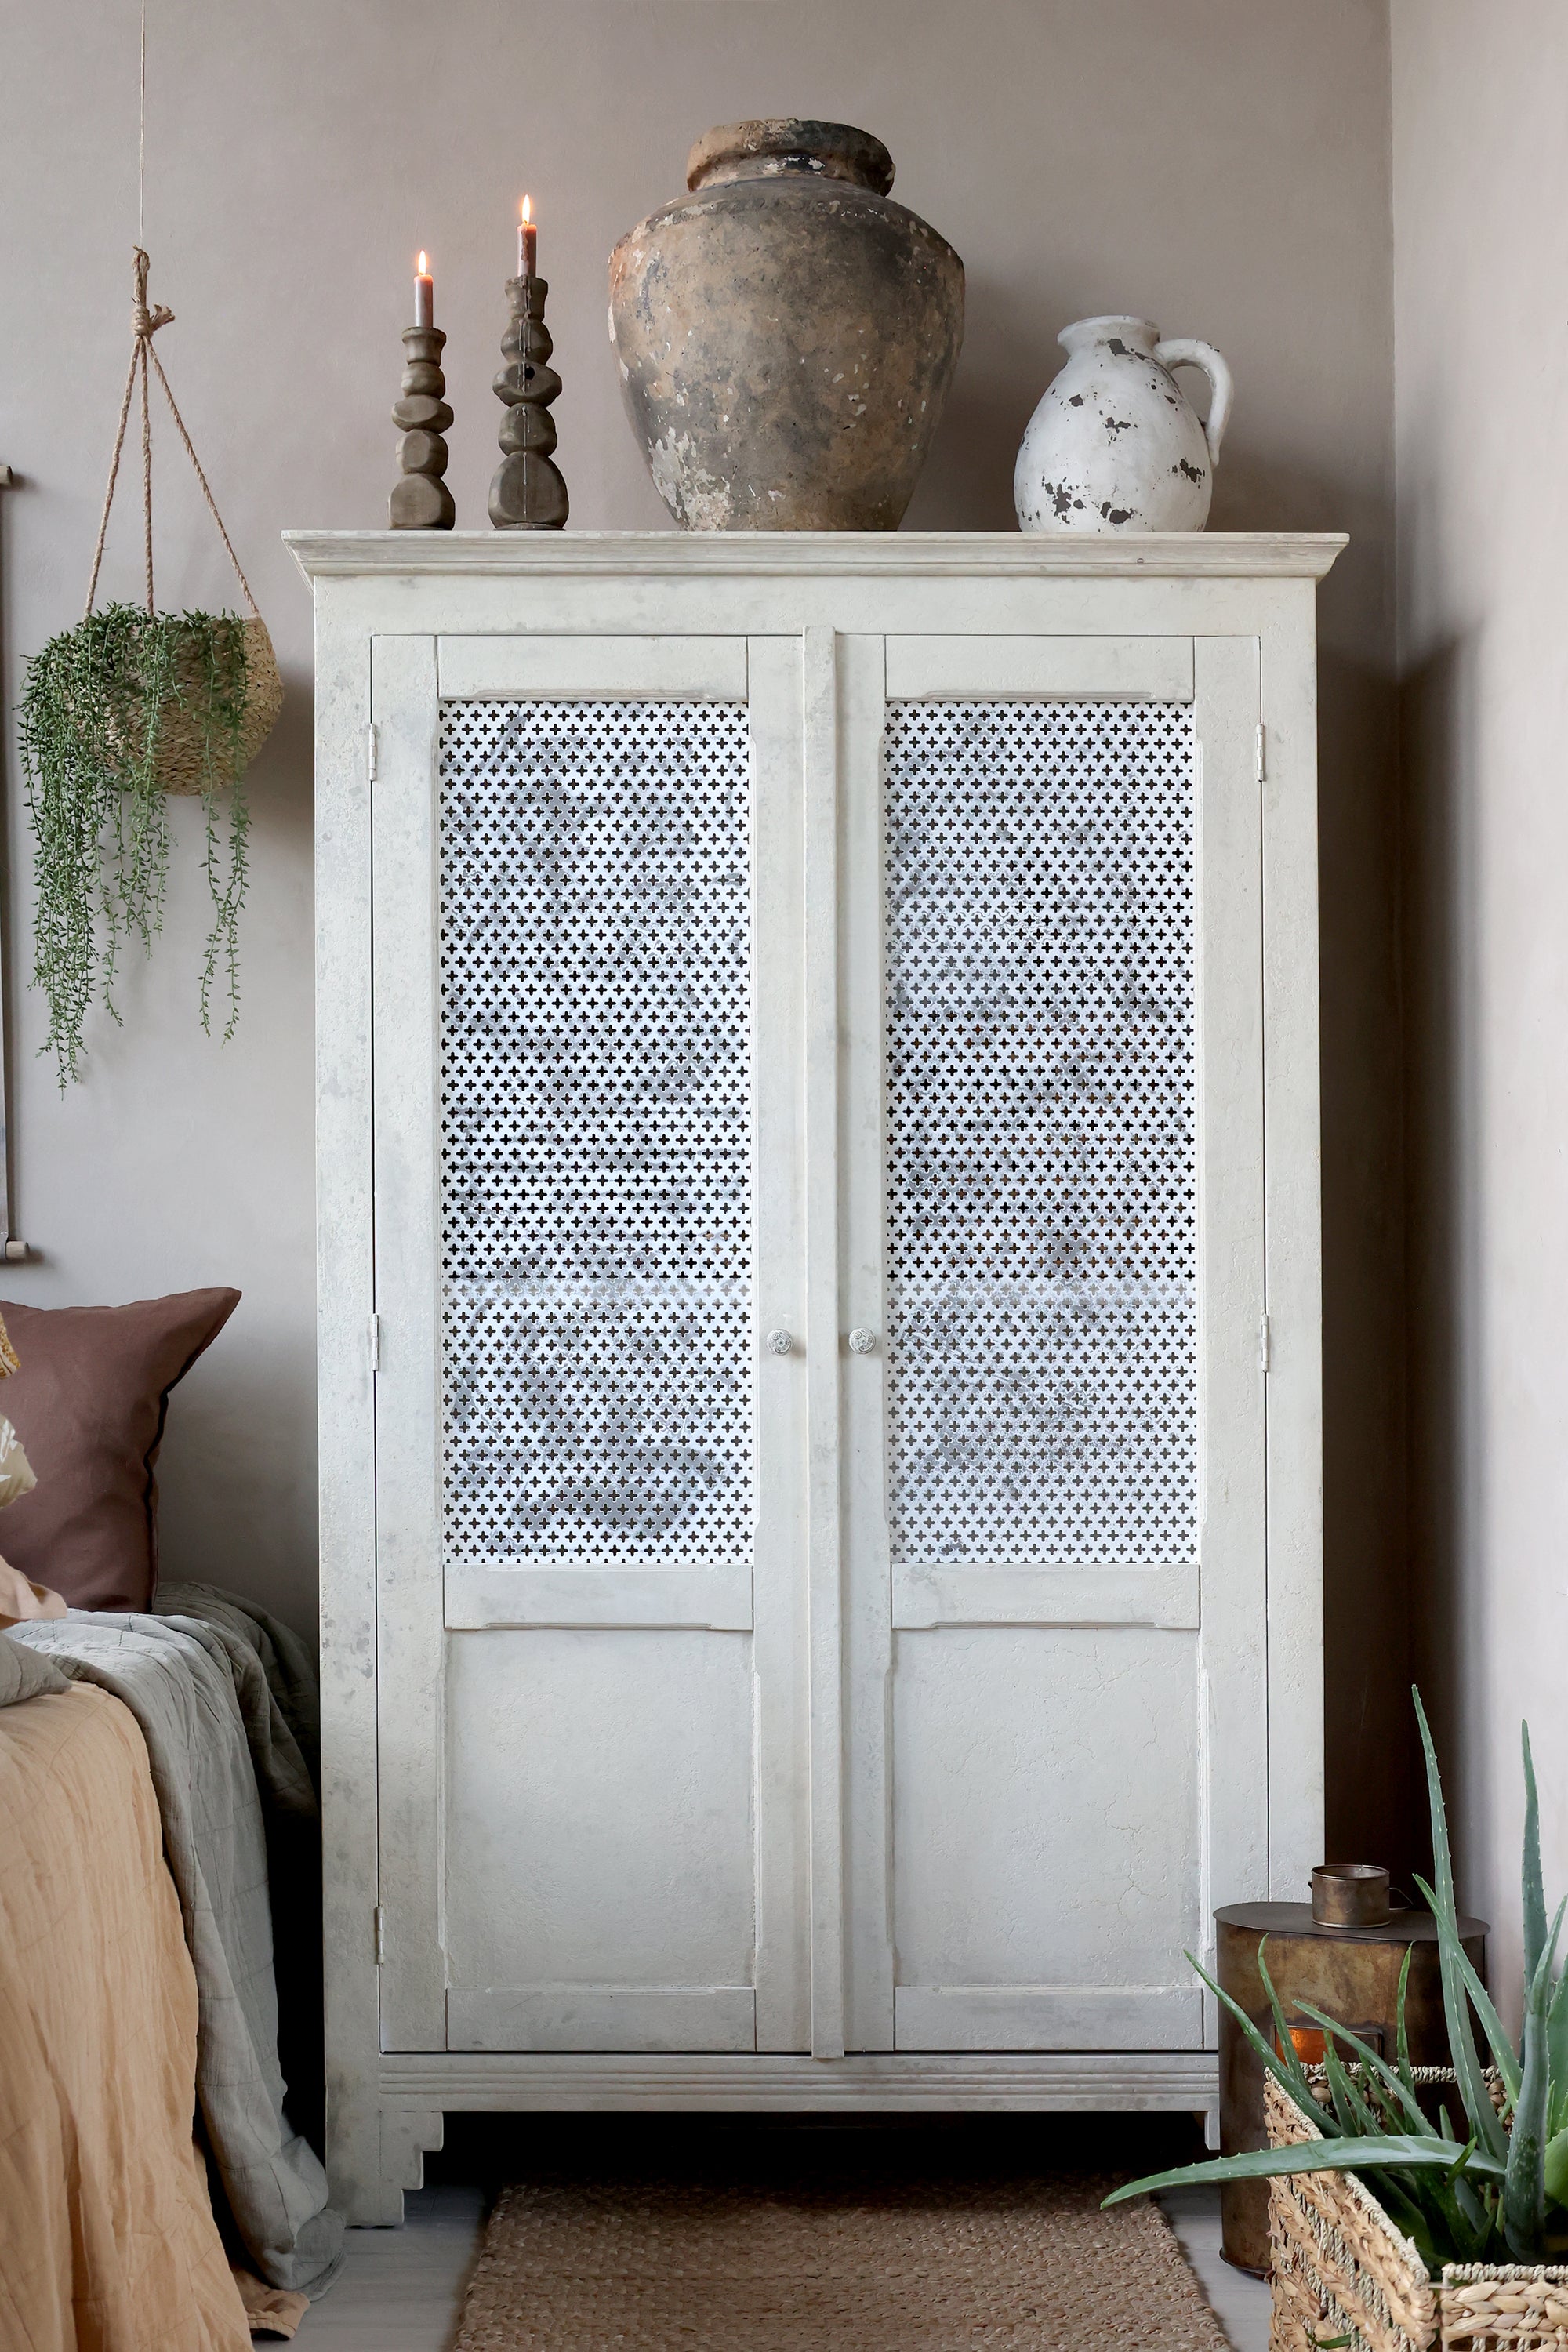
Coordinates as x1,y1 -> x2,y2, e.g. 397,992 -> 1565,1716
135,615 -> 283,796
160,614 -> 281,795
1264,2071 -> 1568,2350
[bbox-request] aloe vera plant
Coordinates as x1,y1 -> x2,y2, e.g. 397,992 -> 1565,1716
1104,1689 -> 1568,2272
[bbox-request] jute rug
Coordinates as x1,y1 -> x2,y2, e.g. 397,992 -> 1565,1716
452,2168 -> 1230,2349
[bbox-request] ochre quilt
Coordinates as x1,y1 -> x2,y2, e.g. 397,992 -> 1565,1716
0,1681 -> 248,2352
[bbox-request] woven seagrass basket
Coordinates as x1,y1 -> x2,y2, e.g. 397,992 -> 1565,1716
98,614 -> 283,797
1264,2070 -> 1568,2351
150,615 -> 283,796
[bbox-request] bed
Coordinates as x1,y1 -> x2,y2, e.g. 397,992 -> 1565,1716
2,1588 -> 343,2349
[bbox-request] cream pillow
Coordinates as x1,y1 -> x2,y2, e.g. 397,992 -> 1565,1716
0,1416 -> 36,1509
0,1419 -> 60,1624
0,1559 -> 65,1626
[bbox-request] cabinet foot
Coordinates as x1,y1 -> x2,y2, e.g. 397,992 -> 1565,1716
329,2090 -> 445,2225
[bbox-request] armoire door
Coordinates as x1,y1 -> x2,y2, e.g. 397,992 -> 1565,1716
835,631 -> 1268,2056
368,618 -> 1268,2067
368,632 -> 813,2056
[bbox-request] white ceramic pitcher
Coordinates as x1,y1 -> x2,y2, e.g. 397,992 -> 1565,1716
1014,315 -> 1233,533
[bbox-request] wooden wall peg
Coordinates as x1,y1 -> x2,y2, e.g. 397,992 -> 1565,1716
490,276 -> 568,529
390,326 -> 455,530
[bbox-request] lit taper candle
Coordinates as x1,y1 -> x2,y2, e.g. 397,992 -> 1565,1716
517,194 -> 536,278
414,250 -> 434,329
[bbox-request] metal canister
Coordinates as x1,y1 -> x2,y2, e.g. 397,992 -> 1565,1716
1215,1897 -> 1488,2274
1312,1864 -> 1392,1928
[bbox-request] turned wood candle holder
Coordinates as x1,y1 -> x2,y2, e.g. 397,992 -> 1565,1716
390,325 -> 455,530
490,275 -> 568,529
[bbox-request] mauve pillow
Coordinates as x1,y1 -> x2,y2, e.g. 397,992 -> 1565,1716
0,1289 -> 240,1612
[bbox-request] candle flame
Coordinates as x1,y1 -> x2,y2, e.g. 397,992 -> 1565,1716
416,251 -> 429,274
521,194 -> 532,224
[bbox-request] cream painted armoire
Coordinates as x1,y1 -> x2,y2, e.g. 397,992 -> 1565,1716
289,529 -> 1339,2221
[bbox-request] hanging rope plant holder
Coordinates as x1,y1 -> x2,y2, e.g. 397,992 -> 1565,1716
85,246 -> 283,790
19,247 -> 282,1083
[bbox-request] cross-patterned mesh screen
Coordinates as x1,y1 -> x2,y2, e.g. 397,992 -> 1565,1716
884,699 -> 1196,1565
438,699 -> 753,1566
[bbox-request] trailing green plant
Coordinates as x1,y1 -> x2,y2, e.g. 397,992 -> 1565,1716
19,601 -> 252,1084
1104,1688 -> 1568,2274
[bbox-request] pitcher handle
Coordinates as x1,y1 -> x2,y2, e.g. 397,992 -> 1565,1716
1152,337 -> 1232,467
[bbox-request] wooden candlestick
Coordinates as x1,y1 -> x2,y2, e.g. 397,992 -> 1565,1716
390,325 -> 455,530
489,274 -> 568,529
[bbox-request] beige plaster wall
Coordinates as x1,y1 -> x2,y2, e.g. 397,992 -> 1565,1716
1394,0 -> 1568,2004
2,0 -> 1402,1854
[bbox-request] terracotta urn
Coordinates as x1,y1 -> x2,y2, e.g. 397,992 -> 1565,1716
608,119 -> 964,530
1014,314 -> 1233,533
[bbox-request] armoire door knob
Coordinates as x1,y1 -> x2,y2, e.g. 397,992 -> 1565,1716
848,1328 -> 877,1354
765,1329 -> 793,1356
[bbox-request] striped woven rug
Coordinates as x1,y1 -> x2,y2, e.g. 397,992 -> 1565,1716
453,2162 -> 1229,2350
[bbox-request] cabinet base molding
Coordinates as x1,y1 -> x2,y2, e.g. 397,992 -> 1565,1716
342,2053 -> 1219,2222
377,2049 -> 1219,2111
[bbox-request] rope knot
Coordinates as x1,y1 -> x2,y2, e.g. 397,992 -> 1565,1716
85,244 -> 258,624
129,246 -> 172,341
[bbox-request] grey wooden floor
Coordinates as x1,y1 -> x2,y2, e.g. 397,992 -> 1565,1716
296,2187 -> 485,2350
297,2180 -> 1270,2350
1163,2187 -> 1272,2351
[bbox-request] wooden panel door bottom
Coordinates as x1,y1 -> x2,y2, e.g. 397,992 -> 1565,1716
447,1987 -> 757,2053
892,1987 -> 1203,2052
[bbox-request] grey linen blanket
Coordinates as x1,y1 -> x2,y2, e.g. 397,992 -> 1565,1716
0,1627 -> 68,1704
11,1586 -> 344,2298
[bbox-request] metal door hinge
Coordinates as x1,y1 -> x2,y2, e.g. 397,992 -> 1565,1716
1255,723 -> 1267,783
373,1905 -> 387,1965
368,1313 -> 382,1373
1259,1313 -> 1272,1373
367,724 -> 379,782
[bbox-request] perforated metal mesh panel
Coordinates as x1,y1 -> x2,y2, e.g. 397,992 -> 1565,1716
884,699 -> 1196,1564
438,699 -> 753,1565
